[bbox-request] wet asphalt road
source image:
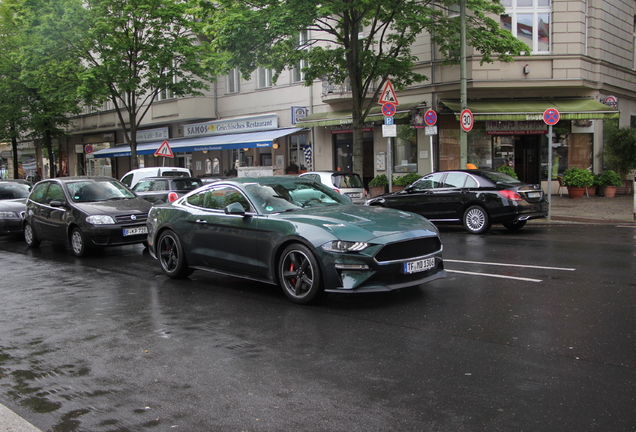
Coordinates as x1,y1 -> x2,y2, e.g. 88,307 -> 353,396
0,224 -> 634,432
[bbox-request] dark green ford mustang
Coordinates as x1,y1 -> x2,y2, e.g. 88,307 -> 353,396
147,176 -> 445,304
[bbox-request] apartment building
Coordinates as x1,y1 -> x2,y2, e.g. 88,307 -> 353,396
4,0 -> 632,192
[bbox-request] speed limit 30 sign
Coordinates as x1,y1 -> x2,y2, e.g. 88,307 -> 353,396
460,109 -> 474,132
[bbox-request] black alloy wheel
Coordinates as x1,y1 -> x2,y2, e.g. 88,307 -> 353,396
278,243 -> 323,304
157,230 -> 192,278
24,223 -> 41,248
463,205 -> 491,234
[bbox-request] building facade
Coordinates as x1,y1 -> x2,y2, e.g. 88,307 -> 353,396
3,0 -> 633,193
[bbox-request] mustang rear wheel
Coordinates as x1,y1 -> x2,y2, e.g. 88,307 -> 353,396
503,220 -> 527,231
24,223 -> 40,248
158,230 -> 192,278
278,244 -> 323,304
463,205 -> 491,234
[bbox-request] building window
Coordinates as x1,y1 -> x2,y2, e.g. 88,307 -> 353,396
393,125 -> 417,173
157,87 -> 174,101
228,68 -> 240,93
257,67 -> 274,89
500,0 -> 551,54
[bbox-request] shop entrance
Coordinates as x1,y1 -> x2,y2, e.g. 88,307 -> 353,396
333,132 -> 374,185
493,135 -> 541,184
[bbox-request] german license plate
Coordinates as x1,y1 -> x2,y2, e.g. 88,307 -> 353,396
347,193 -> 361,198
403,257 -> 435,274
527,192 -> 541,198
123,226 -> 148,236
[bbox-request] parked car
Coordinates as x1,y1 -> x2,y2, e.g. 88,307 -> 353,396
147,176 -> 445,304
132,177 -> 203,204
299,171 -> 367,204
24,176 -> 152,256
120,167 -> 191,188
365,169 -> 548,234
0,180 -> 31,237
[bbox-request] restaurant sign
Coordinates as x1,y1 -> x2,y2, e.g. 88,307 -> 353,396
486,120 -> 547,135
184,114 -> 278,137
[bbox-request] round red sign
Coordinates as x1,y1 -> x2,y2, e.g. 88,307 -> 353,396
460,109 -> 473,132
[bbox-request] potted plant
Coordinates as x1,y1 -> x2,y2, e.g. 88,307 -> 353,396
368,174 -> 389,197
393,173 -> 422,191
561,167 -> 594,199
598,170 -> 622,198
588,173 -> 601,196
496,165 -> 518,179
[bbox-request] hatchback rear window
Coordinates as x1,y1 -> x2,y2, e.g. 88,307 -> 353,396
332,174 -> 363,188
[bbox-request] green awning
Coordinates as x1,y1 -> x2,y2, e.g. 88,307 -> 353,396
441,99 -> 620,121
296,102 -> 423,127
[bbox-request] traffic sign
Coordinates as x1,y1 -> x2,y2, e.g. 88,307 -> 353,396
460,109 -> 474,132
603,96 -> 618,109
384,116 -> 394,125
424,109 -> 437,126
378,80 -> 399,105
155,140 -> 174,158
382,102 -> 396,117
543,108 -> 560,126
84,145 -> 94,154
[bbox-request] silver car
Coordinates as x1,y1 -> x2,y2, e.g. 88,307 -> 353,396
299,171 -> 367,204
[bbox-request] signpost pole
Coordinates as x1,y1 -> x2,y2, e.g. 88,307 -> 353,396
547,125 -> 553,220
387,138 -> 393,193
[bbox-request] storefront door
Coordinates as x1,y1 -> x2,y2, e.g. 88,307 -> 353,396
514,135 -> 541,184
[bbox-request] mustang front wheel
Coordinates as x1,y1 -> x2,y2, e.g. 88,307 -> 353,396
278,244 -> 323,304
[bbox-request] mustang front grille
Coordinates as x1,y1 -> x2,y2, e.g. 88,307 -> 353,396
374,237 -> 442,263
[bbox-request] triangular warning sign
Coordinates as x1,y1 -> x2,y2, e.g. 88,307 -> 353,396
155,140 -> 174,158
378,80 -> 399,105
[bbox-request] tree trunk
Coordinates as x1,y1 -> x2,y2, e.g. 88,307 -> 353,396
11,133 -> 19,180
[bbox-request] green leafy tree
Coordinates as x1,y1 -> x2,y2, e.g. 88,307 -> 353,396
57,0 -> 216,170
0,0 -> 83,179
199,0 -> 529,175
603,121 -> 636,178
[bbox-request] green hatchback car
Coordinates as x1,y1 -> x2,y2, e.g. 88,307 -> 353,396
147,176 -> 446,304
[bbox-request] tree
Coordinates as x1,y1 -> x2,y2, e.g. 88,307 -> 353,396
57,0 -> 216,170
0,0 -> 84,179
603,120 -> 636,178
199,0 -> 529,175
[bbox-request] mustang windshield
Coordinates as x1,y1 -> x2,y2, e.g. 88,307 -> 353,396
246,180 -> 349,213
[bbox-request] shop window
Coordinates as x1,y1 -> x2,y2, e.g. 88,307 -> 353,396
393,125 -> 417,173
500,0 -> 551,54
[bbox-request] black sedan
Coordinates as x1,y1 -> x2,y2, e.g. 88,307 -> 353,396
147,176 -> 446,304
0,180 -> 31,237
131,176 -> 203,204
366,169 -> 547,234
24,176 -> 152,256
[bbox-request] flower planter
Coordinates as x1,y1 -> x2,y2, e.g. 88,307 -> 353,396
369,186 -> 386,197
567,186 -> 586,199
603,186 -> 617,198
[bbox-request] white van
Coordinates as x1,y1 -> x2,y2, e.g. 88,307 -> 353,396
120,167 -> 191,188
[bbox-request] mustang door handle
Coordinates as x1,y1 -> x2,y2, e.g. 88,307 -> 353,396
195,219 -> 208,224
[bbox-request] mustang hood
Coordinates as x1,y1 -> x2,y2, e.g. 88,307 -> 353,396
276,205 -> 438,242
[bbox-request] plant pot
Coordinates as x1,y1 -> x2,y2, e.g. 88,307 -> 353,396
369,186 -> 386,197
603,186 -> 617,198
567,186 -> 586,199
587,185 -> 597,196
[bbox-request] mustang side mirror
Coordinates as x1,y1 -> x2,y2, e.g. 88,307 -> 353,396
225,201 -> 246,216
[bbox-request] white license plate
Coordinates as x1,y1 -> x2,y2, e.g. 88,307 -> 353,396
123,227 -> 148,236
347,193 -> 361,198
527,192 -> 541,198
403,257 -> 435,274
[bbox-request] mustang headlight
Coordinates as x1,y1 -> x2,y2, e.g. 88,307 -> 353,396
0,211 -> 20,220
85,215 -> 116,225
322,240 -> 369,253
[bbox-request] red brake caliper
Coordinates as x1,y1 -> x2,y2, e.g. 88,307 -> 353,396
289,262 -> 296,285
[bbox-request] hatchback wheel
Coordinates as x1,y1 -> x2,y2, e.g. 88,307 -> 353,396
463,205 -> 491,234
24,223 -> 41,248
158,230 -> 192,278
71,227 -> 90,257
278,244 -> 323,304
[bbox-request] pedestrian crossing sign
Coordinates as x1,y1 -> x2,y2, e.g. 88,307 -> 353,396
155,140 -> 174,158
378,80 -> 399,105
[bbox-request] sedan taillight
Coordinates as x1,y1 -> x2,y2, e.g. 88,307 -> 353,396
498,190 -> 522,201
168,192 -> 179,202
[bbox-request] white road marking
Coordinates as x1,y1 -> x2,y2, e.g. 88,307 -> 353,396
445,259 -> 575,272
446,269 -> 543,283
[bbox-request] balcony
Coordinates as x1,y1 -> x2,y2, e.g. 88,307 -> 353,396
321,77 -> 378,103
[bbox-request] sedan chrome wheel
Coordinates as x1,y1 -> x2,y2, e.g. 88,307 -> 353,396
158,230 -> 191,278
463,206 -> 490,234
279,244 -> 323,304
